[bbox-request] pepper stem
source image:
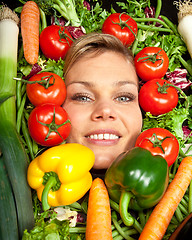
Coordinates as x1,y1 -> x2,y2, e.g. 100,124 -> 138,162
119,190 -> 135,226
41,176 -> 57,211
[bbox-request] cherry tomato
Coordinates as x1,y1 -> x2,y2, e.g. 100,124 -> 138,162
134,47 -> 169,82
102,13 -> 137,46
135,128 -> 179,166
26,72 -> 66,106
28,103 -> 71,146
40,25 -> 73,61
139,78 -> 178,116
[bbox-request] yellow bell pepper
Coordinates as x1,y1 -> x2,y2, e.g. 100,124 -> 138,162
27,143 -> 95,211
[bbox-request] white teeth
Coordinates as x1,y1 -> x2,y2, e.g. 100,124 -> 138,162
93,134 -> 97,139
104,133 -> 110,139
89,134 -> 119,140
98,134 -> 103,139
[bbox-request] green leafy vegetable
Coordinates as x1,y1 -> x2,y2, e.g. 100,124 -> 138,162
34,0 -> 81,27
161,34 -> 188,72
22,219 -> 70,240
142,106 -> 189,145
76,1 -> 109,33
116,0 -> 150,18
14,1 -> 192,240
39,58 -> 65,78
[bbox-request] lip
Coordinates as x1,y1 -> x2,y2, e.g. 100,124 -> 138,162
85,129 -> 121,146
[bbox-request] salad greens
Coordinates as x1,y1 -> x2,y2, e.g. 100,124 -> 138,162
34,0 -> 81,27
12,0 -> 192,239
76,0 -> 110,33
22,217 -> 86,240
22,219 -> 71,240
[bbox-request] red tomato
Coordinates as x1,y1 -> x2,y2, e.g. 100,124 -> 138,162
134,47 -> 169,82
28,104 -> 71,146
102,13 -> 137,46
39,25 -> 73,61
26,72 -> 66,106
139,78 -> 178,116
135,128 -> 179,166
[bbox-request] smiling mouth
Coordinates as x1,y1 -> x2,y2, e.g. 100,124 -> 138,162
87,133 -> 120,140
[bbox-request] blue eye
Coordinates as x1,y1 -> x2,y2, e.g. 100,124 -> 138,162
116,96 -> 130,102
71,93 -> 92,102
115,93 -> 135,103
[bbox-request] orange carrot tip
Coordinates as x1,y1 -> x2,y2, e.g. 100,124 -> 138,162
139,156 -> 192,240
21,1 -> 40,65
86,178 -> 113,240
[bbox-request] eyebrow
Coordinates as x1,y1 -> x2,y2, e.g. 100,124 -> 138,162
67,80 -> 138,88
67,81 -> 94,87
115,80 -> 138,88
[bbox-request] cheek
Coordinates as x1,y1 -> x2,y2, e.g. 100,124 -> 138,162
63,103 -> 90,135
134,108 -> 143,131
122,105 -> 143,135
63,108 -> 82,143
64,105 -> 83,126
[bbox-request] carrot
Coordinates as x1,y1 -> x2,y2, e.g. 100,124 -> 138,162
21,1 -> 40,65
86,177 -> 113,240
139,156 -> 192,240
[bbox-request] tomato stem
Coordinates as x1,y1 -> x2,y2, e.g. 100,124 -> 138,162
58,27 -> 74,44
112,12 -> 137,38
157,82 -> 169,94
157,81 -> 189,110
14,75 -> 55,89
147,133 -> 171,154
137,49 -> 163,65
167,83 -> 190,110
36,107 -> 71,141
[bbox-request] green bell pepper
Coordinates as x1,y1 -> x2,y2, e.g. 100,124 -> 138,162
105,147 -> 169,226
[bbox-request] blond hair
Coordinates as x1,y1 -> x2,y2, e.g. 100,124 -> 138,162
63,32 -> 135,77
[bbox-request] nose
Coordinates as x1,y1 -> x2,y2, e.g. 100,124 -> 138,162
91,101 -> 117,121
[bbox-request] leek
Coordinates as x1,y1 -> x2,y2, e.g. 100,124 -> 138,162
0,5 -> 34,238
175,0 -> 192,58
0,6 -> 19,123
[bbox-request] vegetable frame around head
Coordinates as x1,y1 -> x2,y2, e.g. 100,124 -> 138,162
105,147 -> 169,227
27,143 -> 95,211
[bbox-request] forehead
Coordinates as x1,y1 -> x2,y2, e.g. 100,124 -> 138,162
65,51 -> 139,88
68,50 -> 135,73
77,49 -> 133,65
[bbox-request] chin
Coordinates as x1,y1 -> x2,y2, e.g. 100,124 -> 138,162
93,155 -> 115,169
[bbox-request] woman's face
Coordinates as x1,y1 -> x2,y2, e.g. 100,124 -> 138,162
63,51 -> 142,169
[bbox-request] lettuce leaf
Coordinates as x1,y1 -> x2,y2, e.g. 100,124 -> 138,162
142,106 -> 189,145
22,219 -> 70,240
